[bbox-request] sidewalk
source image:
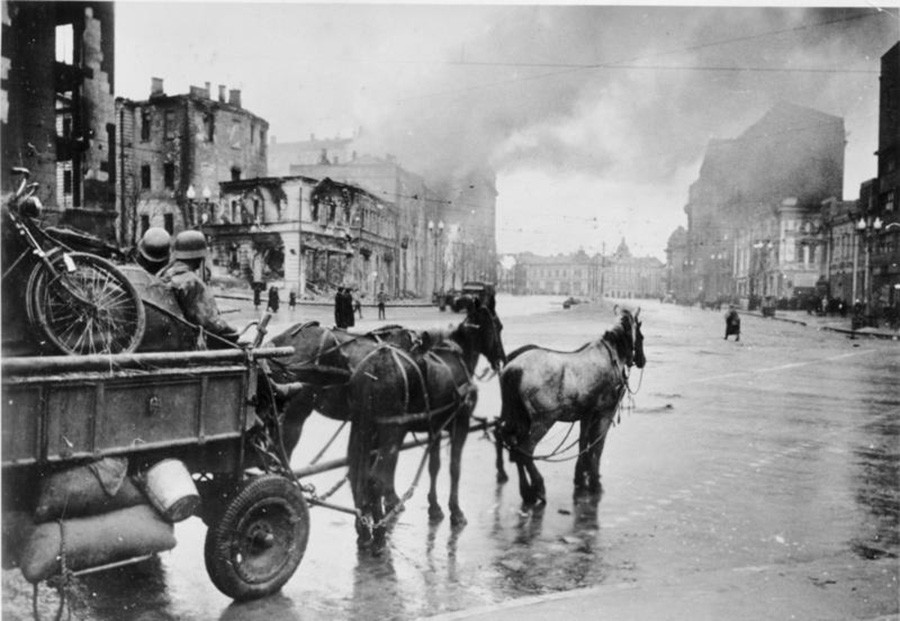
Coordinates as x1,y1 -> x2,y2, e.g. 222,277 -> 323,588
425,555 -> 899,621
741,309 -> 900,341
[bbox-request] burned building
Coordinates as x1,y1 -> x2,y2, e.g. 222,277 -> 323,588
206,175 -> 397,299
116,79 -> 268,246
2,1 -> 118,239
682,102 -> 845,304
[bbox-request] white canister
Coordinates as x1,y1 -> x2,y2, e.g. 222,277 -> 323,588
143,459 -> 200,523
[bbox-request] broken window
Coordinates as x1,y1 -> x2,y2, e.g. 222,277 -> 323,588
164,163 -> 175,189
204,113 -> 215,142
165,110 -> 176,140
140,215 -> 150,236
141,109 -> 151,142
55,24 -> 74,64
164,213 -> 174,234
141,164 -> 151,190
231,167 -> 241,181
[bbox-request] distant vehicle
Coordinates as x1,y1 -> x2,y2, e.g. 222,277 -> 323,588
459,281 -> 496,312
562,296 -> 579,309
436,289 -> 460,312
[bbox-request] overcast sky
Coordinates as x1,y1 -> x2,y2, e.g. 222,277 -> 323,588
115,2 -> 899,261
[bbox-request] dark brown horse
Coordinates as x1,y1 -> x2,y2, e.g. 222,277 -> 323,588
259,322 -> 420,459
498,306 -> 645,505
347,303 -> 506,543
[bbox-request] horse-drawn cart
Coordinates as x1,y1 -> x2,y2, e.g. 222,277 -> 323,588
1,343 -> 311,602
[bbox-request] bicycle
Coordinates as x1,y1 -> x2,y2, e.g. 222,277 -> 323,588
2,167 -> 146,355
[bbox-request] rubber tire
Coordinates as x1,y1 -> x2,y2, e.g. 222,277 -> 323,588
25,250 -> 146,355
204,474 -> 310,601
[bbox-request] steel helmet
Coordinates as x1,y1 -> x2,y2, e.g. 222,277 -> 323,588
138,227 -> 171,264
172,229 -> 208,260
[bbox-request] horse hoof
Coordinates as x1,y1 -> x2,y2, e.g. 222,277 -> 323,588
450,512 -> 467,527
497,471 -> 509,484
428,506 -> 445,522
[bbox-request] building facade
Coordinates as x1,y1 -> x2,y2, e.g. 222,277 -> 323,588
680,102 -> 845,306
204,175 -> 397,299
2,1 -> 118,239
869,42 -> 900,316
117,79 -> 268,247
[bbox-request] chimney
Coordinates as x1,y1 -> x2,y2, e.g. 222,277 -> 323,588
204,81 -> 211,98
228,89 -> 241,108
150,77 -> 164,98
218,85 -> 226,103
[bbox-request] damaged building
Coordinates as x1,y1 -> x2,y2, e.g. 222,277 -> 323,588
116,79 -> 268,246
205,175 -> 398,300
2,0 -> 118,239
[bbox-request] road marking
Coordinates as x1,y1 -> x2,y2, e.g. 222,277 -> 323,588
685,349 -> 878,384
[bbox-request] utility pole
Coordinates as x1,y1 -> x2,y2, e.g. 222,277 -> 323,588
600,241 -> 606,298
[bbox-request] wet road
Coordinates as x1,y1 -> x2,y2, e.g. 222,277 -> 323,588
5,296 -> 899,620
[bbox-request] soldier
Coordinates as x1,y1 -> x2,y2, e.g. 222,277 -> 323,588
135,227 -> 171,275
158,230 -> 239,348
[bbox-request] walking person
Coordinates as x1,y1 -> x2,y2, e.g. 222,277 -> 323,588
334,286 -> 346,328
353,290 -> 363,320
289,289 -> 297,311
724,304 -> 741,341
342,286 -> 355,328
377,287 -> 387,320
267,285 -> 280,313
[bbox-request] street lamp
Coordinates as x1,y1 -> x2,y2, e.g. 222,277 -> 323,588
856,215 -> 882,323
428,219 -> 444,294
185,184 -> 196,226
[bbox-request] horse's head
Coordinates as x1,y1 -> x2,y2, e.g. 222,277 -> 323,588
457,299 -> 506,372
612,305 -> 645,369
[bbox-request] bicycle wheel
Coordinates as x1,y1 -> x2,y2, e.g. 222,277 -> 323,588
26,251 -> 146,355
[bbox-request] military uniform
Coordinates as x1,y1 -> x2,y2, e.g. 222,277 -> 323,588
158,260 -> 238,346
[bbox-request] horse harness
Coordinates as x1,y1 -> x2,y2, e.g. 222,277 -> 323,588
352,342 -> 476,426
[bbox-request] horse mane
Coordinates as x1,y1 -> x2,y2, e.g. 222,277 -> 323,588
601,311 -> 634,362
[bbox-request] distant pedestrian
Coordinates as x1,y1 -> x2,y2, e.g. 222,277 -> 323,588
342,287 -> 355,328
353,291 -> 363,319
377,288 -> 387,320
253,283 -> 262,310
289,290 -> 297,310
267,286 -> 280,313
724,305 -> 741,341
334,287 -> 346,328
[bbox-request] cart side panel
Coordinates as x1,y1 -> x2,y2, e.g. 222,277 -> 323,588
202,373 -> 246,437
45,383 -> 98,458
3,365 -> 249,466
2,385 -> 43,464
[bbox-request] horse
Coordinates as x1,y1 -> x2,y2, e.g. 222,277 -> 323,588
498,306 -> 645,506
258,322 -> 421,460
346,302 -> 506,544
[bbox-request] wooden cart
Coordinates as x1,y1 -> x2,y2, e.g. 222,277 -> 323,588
1,345 -> 310,601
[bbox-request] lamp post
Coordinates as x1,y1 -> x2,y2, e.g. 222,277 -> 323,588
856,215 -> 883,324
428,219 -> 444,295
185,184 -> 196,227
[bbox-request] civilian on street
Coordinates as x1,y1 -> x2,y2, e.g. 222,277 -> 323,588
268,286 -> 280,313
377,288 -> 387,320
724,305 -> 741,341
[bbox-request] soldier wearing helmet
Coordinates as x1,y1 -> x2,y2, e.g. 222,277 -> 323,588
157,230 -> 238,348
135,227 -> 171,275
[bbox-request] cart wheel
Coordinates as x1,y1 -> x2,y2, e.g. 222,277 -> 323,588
25,250 -> 146,355
204,474 -> 310,601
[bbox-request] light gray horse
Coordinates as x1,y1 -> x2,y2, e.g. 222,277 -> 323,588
498,306 -> 645,505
